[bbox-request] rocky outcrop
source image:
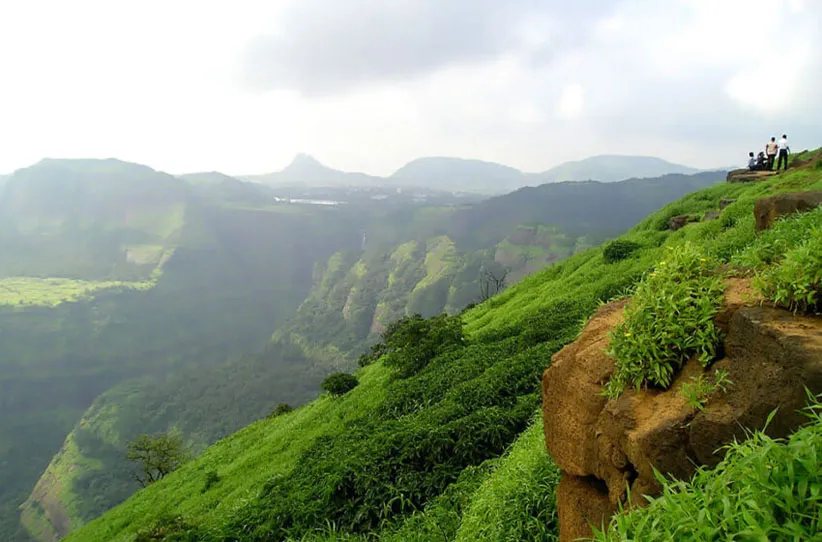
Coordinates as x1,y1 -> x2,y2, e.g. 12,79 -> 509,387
542,279 -> 822,541
667,214 -> 698,231
753,190 -> 822,231
726,169 -> 777,183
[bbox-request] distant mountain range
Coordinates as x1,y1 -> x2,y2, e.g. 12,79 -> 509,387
240,154 -> 726,194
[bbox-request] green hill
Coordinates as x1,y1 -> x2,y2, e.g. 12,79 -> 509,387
67,150 -> 822,541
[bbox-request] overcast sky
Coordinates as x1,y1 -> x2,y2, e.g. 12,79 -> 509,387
1,0 -> 820,176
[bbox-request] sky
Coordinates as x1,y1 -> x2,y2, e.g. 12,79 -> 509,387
1,0 -> 820,177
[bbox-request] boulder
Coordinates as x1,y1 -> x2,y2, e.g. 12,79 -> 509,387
726,169 -> 777,183
542,279 -> 822,541
703,210 -> 720,221
753,190 -> 822,232
667,214 -> 697,231
719,199 -> 736,210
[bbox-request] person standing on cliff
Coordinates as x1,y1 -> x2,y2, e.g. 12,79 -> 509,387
777,134 -> 790,171
765,137 -> 779,170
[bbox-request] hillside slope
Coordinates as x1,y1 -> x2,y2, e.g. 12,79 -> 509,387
0,160 -> 370,541
69,150 -> 822,541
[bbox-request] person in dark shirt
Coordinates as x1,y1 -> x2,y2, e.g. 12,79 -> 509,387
748,152 -> 757,170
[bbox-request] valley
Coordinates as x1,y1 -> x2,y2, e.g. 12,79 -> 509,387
0,155 -> 724,540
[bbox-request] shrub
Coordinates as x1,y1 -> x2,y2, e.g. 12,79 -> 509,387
606,243 -> 724,398
321,373 -> 359,396
201,470 -> 220,493
602,240 -> 641,264
268,402 -> 293,418
754,233 -> 822,313
381,313 -> 465,378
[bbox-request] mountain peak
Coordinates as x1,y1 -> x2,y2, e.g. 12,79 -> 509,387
285,153 -> 326,171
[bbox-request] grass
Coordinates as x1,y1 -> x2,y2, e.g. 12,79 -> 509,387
68,152 -> 822,542
0,277 -> 154,307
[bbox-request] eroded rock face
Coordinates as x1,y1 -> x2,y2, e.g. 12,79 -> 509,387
753,190 -> 822,232
542,280 -> 822,541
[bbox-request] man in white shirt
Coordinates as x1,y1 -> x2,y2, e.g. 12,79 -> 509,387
777,134 -> 790,171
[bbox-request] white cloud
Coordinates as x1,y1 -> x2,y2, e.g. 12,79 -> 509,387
0,1 -> 820,176
556,84 -> 585,119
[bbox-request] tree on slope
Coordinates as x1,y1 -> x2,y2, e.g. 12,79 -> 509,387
126,430 -> 190,487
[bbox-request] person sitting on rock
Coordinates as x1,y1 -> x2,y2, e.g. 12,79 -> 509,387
756,151 -> 768,170
748,152 -> 757,170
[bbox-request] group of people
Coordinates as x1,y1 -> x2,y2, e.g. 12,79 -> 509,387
748,134 -> 791,172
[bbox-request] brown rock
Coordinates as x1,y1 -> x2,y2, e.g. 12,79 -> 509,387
543,284 -> 822,541
543,299 -> 626,477
703,210 -> 720,221
753,190 -> 822,231
719,199 -> 736,210
726,169 -> 777,183
557,475 -> 616,542
689,306 -> 822,464
667,214 -> 697,231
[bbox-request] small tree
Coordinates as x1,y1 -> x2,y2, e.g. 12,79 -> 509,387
126,431 -> 190,487
479,266 -> 508,302
321,373 -> 359,396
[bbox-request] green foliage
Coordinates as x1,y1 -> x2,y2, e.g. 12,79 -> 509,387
201,471 -> 220,493
126,431 -> 190,487
754,233 -> 822,313
135,515 -> 205,542
602,240 -> 641,264
594,395 -> 822,541
269,403 -> 294,418
454,420 -> 560,541
732,207 -> 822,269
321,373 -> 359,396
380,313 -> 465,378
606,243 -> 724,397
679,368 -> 733,410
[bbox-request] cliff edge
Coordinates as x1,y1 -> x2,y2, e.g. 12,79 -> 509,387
542,279 -> 822,541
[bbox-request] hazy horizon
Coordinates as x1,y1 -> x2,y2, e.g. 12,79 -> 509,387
1,0 -> 820,177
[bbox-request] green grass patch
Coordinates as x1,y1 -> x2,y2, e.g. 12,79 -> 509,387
0,277 -> 154,307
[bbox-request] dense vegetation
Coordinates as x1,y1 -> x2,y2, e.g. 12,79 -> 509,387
67,148 -> 822,542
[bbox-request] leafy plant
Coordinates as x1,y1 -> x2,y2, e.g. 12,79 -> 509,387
606,243 -> 725,398
321,373 -> 359,396
679,368 -> 733,410
602,240 -> 641,264
754,233 -> 822,313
